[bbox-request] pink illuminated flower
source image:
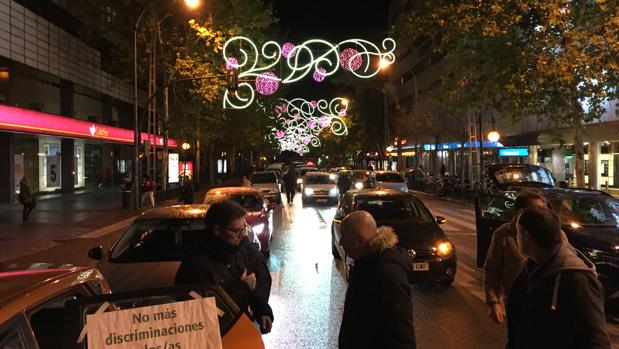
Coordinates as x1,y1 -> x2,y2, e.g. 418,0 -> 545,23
281,42 -> 296,58
226,57 -> 239,70
275,130 -> 285,138
313,67 -> 327,82
340,48 -> 362,72
255,72 -> 280,96
303,136 -> 311,144
308,120 -> 317,129
319,115 -> 331,128
310,100 -> 317,108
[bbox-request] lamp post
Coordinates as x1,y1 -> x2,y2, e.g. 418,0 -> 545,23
132,0 -> 200,210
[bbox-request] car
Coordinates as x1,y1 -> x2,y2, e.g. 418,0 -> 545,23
204,187 -> 275,257
372,171 -> 408,192
0,265 -> 265,349
350,170 -> 374,190
89,205 -> 261,293
332,189 -> 457,285
477,186 -> 619,300
295,166 -> 318,191
250,171 -> 282,204
301,172 -> 339,206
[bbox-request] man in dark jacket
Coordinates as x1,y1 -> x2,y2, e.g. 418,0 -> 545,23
336,172 -> 352,199
179,175 -> 194,204
175,200 -> 274,333
508,206 -> 610,349
338,211 -> 416,349
283,170 -> 297,205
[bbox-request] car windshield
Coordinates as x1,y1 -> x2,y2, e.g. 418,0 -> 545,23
375,173 -> 404,183
205,193 -> 263,211
251,173 -> 276,183
550,196 -> 619,226
493,166 -> 554,186
110,218 -> 205,262
352,171 -> 371,180
305,175 -> 335,185
355,197 -> 433,222
300,168 -> 317,176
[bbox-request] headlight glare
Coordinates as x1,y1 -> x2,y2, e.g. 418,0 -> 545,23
435,241 -> 454,257
329,188 -> 338,196
252,223 -> 265,235
304,188 -> 314,195
297,178 -> 303,184
355,182 -> 363,190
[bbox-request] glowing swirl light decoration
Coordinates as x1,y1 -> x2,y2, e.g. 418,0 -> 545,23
269,97 -> 350,155
222,36 -> 396,109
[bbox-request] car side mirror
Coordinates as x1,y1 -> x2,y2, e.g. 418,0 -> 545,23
267,202 -> 277,211
436,216 -> 447,225
88,246 -> 104,260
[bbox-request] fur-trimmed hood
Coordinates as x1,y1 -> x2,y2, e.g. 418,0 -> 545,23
368,226 -> 399,253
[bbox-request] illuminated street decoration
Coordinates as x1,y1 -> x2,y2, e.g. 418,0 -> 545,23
255,72 -> 280,95
226,57 -> 239,70
269,97 -> 350,154
222,36 -> 396,108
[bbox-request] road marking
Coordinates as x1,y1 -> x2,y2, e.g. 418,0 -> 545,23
78,216 -> 136,239
433,209 -> 477,231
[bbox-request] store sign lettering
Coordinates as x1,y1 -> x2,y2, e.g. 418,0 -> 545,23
89,125 -> 111,138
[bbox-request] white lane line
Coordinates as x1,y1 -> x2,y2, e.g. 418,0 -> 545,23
78,216 -> 136,239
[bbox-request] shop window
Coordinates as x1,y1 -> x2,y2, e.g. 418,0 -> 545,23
601,160 -> 609,177
585,160 -> 589,176
0,67 -> 9,103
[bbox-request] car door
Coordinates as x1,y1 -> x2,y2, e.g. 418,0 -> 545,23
474,190 -> 517,267
0,314 -> 37,349
62,285 -> 263,349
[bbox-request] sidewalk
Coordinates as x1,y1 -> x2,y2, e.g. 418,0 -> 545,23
0,188 -> 203,263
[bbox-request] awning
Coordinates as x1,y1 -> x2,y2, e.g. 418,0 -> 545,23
503,120 -> 619,146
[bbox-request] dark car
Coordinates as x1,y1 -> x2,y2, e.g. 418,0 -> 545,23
204,187 -> 275,257
350,170 -> 374,190
476,186 -> 619,299
475,163 -> 556,266
331,189 -> 457,285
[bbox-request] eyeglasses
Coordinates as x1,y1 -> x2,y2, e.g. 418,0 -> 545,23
221,222 -> 249,235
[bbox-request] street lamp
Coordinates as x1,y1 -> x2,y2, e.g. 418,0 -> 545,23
181,142 -> 191,150
386,146 -> 394,152
133,0 -> 201,209
487,130 -> 500,143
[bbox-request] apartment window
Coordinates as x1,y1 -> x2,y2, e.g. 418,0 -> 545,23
601,160 -> 609,177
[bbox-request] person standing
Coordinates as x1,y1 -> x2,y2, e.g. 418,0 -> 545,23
338,211 -> 416,349
508,206 -> 610,349
483,190 -> 548,324
175,200 -> 273,333
283,170 -> 297,205
18,177 -> 36,221
179,175 -> 194,204
141,175 -> 156,207
337,172 -> 352,199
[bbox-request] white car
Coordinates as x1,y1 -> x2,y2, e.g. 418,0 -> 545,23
302,172 -> 338,206
251,171 -> 282,204
373,171 -> 408,192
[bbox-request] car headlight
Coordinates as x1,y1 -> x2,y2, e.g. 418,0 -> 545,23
297,178 -> 303,184
252,223 -> 265,235
401,187 -> 408,193
329,188 -> 338,196
304,188 -> 314,195
355,182 -> 363,190
434,241 -> 454,257
329,173 -> 337,181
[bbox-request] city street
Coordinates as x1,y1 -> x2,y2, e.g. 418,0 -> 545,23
7,191 -> 619,348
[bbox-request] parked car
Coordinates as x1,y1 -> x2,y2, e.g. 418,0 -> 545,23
250,171 -> 282,204
301,172 -> 338,206
204,187 -> 275,257
332,189 -> 457,285
372,171 -> 408,192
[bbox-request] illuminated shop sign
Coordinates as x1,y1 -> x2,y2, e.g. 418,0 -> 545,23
0,104 -> 176,147
499,147 -> 529,157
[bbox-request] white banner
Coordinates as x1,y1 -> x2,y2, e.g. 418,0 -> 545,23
168,153 -> 179,183
87,297 -> 222,349
46,155 -> 60,188
14,154 -> 23,194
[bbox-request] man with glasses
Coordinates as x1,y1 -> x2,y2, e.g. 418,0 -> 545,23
175,200 -> 274,333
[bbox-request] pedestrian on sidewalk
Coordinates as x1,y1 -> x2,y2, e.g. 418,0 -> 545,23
483,189 -> 548,325
175,200 -> 274,333
242,175 -> 252,187
283,170 -> 297,204
179,175 -> 194,204
338,211 -> 416,349
141,175 -> 156,207
508,206 -> 610,349
18,177 -> 36,221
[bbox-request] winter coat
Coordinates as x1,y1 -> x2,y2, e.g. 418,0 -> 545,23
508,242 -> 610,349
337,175 -> 352,193
283,171 -> 297,190
483,222 -> 526,305
339,226 -> 416,349
180,180 -> 194,204
239,238 -> 274,323
175,234 -> 273,322
18,181 -> 35,206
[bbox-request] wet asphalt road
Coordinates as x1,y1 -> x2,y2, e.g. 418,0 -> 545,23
10,191 -> 619,348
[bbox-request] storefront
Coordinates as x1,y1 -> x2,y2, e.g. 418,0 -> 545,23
0,104 -> 175,202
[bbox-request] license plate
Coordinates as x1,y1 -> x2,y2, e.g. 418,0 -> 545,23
316,199 -> 327,203
413,263 -> 429,271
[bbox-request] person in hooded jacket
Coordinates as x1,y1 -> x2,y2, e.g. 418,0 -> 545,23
338,210 -> 416,349
508,206 -> 610,349
175,200 -> 274,333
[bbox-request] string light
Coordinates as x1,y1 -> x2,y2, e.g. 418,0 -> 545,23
255,72 -> 279,95
281,42 -> 296,58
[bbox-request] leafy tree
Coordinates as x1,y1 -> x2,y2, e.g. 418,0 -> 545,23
393,0 -> 619,187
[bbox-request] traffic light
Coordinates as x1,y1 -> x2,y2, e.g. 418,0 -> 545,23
227,69 -> 238,96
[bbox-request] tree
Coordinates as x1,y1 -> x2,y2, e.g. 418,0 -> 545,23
393,0 -> 619,187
